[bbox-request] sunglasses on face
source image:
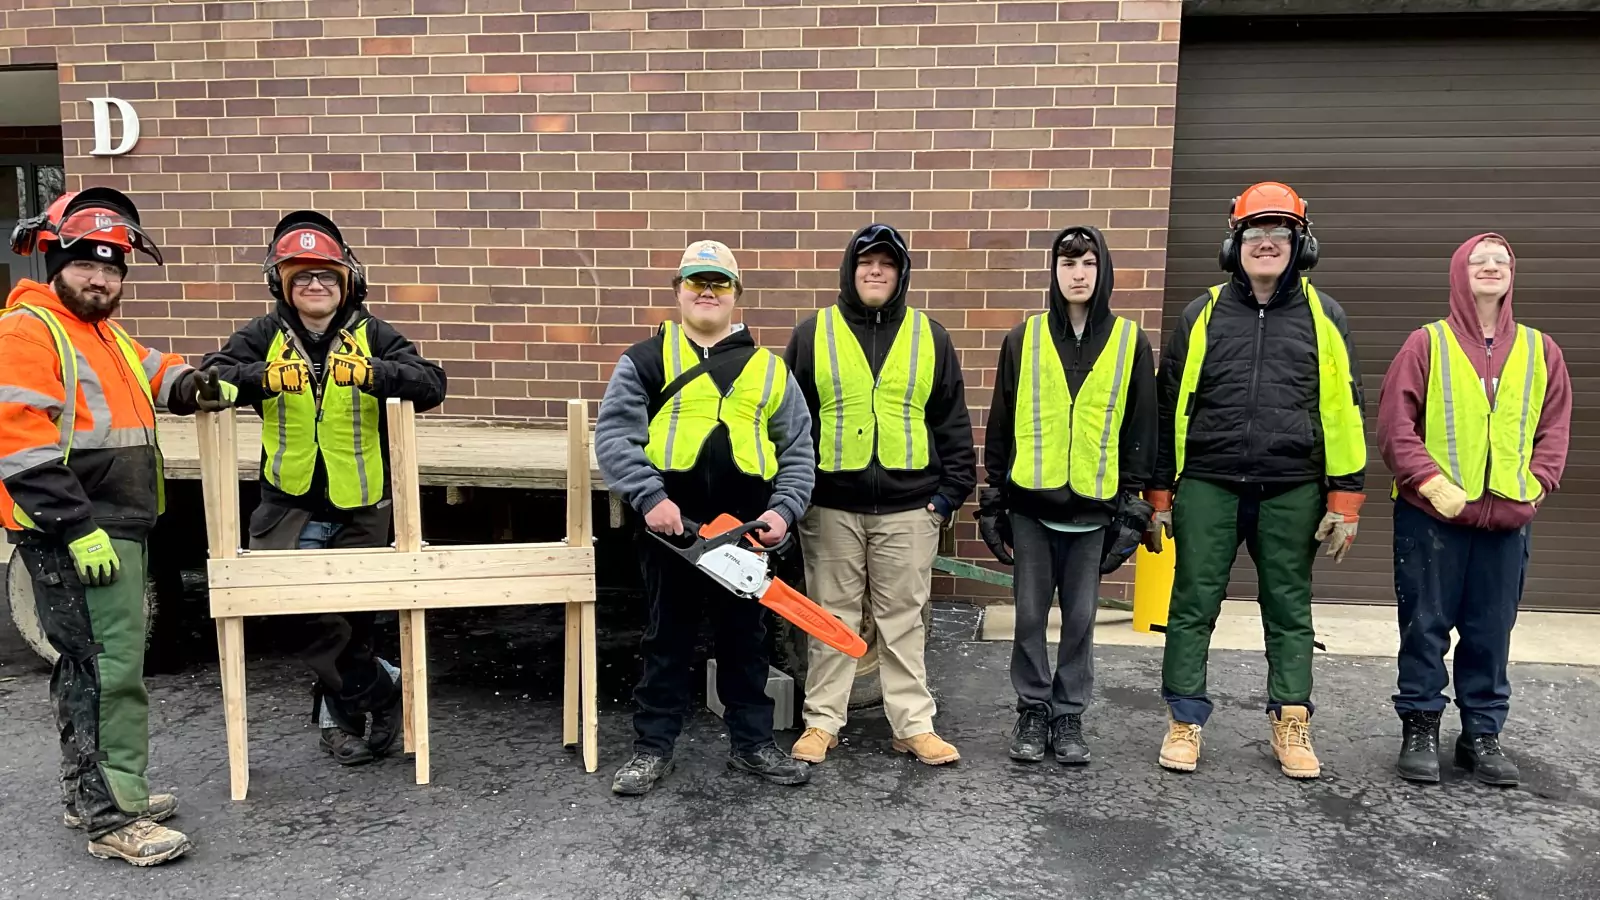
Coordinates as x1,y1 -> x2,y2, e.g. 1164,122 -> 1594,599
1241,226 -> 1295,246
291,271 -> 341,289
1468,253 -> 1511,267
683,275 -> 735,297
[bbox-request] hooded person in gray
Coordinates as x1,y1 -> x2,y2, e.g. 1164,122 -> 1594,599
979,225 -> 1157,765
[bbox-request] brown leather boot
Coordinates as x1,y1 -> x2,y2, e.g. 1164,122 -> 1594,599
1270,705 -> 1322,779
1159,715 -> 1202,772
790,727 -> 839,764
891,732 -> 960,765
87,821 -> 193,866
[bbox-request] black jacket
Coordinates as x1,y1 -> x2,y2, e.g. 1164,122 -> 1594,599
783,224 -> 976,517
200,293 -> 447,519
982,226 -> 1157,526
1154,266 -> 1365,495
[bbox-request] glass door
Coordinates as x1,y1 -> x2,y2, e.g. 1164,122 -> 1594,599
0,158 -> 66,288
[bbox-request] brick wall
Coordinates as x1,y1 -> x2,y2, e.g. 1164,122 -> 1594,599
0,0 -> 1181,598
0,125 -> 64,155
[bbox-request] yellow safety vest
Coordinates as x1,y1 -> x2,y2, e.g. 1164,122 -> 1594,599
1423,320 -> 1546,503
645,322 -> 787,479
1011,314 -> 1138,499
812,305 -> 936,472
1174,279 -> 1365,478
261,321 -> 384,509
2,303 -> 165,528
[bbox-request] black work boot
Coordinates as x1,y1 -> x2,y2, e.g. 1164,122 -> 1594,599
367,703 -> 402,757
320,727 -> 374,766
1396,711 -> 1442,783
1455,732 -> 1520,787
729,744 -> 812,786
1009,710 -> 1049,763
1052,714 -> 1091,766
611,752 -> 673,796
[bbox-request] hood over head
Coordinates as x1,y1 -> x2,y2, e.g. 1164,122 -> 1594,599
837,223 -> 912,320
1047,225 -> 1115,339
1447,232 -> 1516,348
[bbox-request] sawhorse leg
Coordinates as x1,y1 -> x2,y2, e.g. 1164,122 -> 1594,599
400,608 -> 430,784
563,601 -> 580,749
581,600 -> 598,773
216,616 -> 249,801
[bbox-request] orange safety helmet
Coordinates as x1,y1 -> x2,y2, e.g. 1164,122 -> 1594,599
9,186 -> 163,265
1228,181 -> 1309,228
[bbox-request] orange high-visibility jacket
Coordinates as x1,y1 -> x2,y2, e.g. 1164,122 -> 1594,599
0,280 -> 194,542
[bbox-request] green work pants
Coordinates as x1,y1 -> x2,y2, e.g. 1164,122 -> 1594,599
18,536 -> 150,839
1160,479 -> 1323,726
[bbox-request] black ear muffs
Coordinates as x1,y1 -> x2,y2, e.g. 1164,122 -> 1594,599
1218,224 -> 1320,273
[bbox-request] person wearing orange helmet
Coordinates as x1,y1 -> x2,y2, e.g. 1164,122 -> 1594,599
2,187 -> 227,865
1148,182 -> 1367,780
199,211 -> 446,767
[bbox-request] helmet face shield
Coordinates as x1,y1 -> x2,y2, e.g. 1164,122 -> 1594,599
264,226 -> 350,272
55,206 -> 164,265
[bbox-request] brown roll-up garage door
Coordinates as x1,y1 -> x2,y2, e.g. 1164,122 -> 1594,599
1165,15 -> 1600,612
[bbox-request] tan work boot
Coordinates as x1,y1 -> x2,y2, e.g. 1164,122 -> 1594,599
790,727 -> 839,764
1159,716 -> 1202,772
64,793 -> 178,830
1270,705 -> 1321,779
87,820 -> 193,866
891,732 -> 960,765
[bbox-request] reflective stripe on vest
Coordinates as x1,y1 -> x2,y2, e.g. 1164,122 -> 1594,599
1,305 -> 164,527
1011,313 -> 1137,499
644,322 -> 787,479
813,305 -> 935,472
1423,320 -> 1546,503
261,321 -> 384,509
1173,279 -> 1366,479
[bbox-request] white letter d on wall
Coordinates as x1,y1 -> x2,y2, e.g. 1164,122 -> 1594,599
88,98 -> 140,157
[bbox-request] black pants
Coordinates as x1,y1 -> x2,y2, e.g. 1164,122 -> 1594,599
633,536 -> 774,757
1393,498 -> 1530,734
1009,514 -> 1104,720
19,535 -> 150,839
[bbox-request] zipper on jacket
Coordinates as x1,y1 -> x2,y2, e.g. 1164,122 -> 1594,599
869,308 -> 882,514
1241,306 -> 1266,477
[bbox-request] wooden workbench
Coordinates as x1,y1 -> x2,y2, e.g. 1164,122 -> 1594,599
157,413 -> 604,491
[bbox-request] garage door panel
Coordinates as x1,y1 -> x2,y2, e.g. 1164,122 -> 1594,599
1170,19 -> 1600,611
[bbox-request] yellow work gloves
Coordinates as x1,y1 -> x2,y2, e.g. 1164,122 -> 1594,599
328,330 -> 375,390
1417,474 -> 1468,519
264,347 -> 310,395
67,528 -> 120,587
1314,491 -> 1366,563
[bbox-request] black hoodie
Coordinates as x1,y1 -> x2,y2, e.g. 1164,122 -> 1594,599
982,225 -> 1157,526
200,289 -> 448,518
783,224 -> 977,516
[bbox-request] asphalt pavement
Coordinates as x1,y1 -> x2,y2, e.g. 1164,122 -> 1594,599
1,599 -> 1598,900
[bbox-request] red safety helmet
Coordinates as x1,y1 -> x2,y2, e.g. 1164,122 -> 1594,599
1228,181 -> 1309,228
10,187 -> 164,265
262,210 -> 367,303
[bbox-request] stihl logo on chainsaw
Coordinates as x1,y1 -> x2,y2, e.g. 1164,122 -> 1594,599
650,513 -> 868,659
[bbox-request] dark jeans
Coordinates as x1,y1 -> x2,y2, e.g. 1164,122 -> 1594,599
1009,514 -> 1104,720
1161,479 -> 1323,726
19,536 -> 150,839
1393,498 -> 1530,735
633,536 -> 774,757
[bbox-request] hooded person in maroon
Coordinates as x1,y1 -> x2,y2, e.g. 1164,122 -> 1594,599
1378,233 -> 1571,787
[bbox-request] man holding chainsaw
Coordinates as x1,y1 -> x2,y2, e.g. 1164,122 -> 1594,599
783,223 -> 976,767
200,211 -> 446,767
597,240 -> 816,795
2,187 -> 231,865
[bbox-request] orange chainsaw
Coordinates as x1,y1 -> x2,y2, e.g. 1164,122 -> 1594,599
651,513 -> 868,659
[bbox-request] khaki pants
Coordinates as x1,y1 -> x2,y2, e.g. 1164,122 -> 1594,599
799,505 -> 943,739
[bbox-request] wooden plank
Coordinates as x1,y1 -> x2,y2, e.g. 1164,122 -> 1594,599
218,616 -> 248,801
215,408 -> 240,558
563,603 -> 580,748
207,544 -> 593,591
580,599 -> 598,774
407,608 -> 430,786
157,412 -> 605,491
399,610 -> 415,754
388,400 -> 423,555
195,412 -> 222,552
566,399 -> 593,550
210,572 -> 596,618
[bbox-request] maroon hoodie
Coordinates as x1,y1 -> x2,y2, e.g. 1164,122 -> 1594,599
1377,233 -> 1572,531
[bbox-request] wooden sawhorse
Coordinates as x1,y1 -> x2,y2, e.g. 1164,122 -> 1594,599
196,399 -> 599,800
